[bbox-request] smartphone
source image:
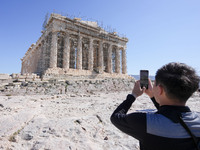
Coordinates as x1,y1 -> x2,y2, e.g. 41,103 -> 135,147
140,70 -> 149,89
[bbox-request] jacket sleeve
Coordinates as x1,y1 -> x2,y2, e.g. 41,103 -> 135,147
110,94 -> 146,141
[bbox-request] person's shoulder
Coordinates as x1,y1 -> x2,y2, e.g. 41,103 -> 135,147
146,113 -> 185,138
182,111 -> 200,123
127,110 -> 157,121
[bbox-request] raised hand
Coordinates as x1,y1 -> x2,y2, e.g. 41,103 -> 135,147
145,79 -> 154,98
132,80 -> 145,98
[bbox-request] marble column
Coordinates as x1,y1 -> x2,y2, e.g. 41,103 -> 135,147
40,40 -> 45,72
115,46 -> 120,74
122,47 -> 127,74
76,35 -> 82,69
88,38 -> 93,71
107,43 -> 112,73
98,40 -> 104,73
63,33 -> 70,69
21,62 -> 24,74
49,31 -> 58,68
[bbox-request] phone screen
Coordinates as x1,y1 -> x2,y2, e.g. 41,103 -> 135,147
140,70 -> 149,89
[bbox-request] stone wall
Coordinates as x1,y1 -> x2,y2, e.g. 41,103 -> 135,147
0,74 -> 12,83
0,78 -> 135,96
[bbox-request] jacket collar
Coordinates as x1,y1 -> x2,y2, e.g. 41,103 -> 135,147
157,105 -> 191,123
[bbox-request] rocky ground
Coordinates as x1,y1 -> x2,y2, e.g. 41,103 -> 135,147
0,92 -> 200,150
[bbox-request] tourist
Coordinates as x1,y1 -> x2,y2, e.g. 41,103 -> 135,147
111,62 -> 200,150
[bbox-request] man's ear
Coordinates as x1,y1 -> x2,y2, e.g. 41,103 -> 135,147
158,85 -> 164,95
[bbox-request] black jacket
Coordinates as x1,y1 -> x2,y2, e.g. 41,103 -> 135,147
110,94 -> 200,150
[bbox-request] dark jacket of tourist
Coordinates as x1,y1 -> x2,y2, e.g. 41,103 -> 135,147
110,94 -> 200,150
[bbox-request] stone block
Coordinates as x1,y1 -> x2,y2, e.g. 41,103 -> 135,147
25,79 -> 34,81
18,79 -> 26,82
0,74 -> 11,80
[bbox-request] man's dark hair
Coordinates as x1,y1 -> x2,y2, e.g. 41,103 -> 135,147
155,62 -> 200,102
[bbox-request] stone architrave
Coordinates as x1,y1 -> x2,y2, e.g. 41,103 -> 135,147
122,47 -> 127,74
76,35 -> 82,70
107,44 -> 112,73
88,38 -> 94,71
115,46 -> 120,73
98,40 -> 104,73
49,31 -> 58,68
63,33 -> 70,69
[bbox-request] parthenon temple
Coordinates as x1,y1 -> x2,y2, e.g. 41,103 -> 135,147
21,13 -> 129,78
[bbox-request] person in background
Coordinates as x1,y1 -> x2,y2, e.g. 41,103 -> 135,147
111,62 -> 200,150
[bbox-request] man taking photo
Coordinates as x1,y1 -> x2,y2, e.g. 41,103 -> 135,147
111,62 -> 200,150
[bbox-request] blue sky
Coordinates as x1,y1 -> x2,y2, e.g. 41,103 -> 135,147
0,0 -> 200,76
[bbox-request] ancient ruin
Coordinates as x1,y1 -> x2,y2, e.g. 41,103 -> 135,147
21,13 -> 129,79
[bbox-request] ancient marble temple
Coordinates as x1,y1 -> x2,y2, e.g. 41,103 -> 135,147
21,13 -> 128,77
